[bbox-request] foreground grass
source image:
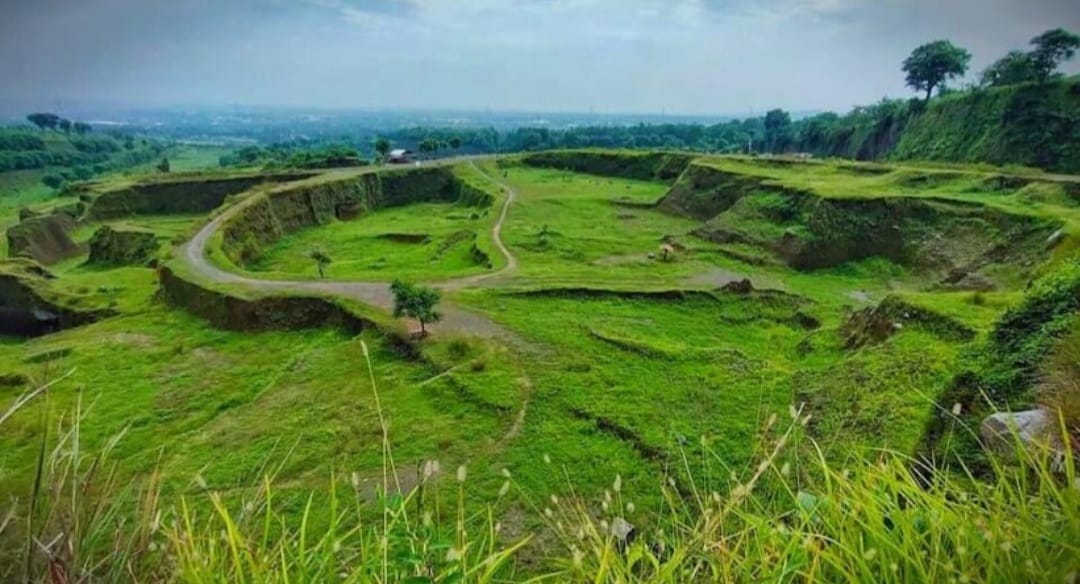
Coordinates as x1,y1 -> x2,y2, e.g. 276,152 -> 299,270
3,360 -> 1076,582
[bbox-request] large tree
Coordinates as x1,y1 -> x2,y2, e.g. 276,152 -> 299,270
763,109 -> 792,153
26,113 -> 61,131
390,280 -> 442,336
981,50 -> 1038,87
1030,28 -> 1080,82
902,40 -> 971,101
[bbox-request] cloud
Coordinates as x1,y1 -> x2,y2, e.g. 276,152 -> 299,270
1,0 -> 1077,114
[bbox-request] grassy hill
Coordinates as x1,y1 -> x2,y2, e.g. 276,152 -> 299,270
789,79 -> 1080,173
1,151 -> 1077,581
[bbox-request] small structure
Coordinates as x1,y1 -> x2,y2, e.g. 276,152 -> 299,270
388,149 -> 413,164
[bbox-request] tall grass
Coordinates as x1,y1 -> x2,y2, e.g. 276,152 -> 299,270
2,351 -> 1077,582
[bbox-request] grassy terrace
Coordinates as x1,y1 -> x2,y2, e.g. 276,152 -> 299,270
2,152 -> 1078,579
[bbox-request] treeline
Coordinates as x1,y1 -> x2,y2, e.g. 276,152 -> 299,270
218,144 -> 368,169
218,28 -> 1079,172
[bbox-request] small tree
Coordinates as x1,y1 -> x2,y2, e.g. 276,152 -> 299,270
391,280 -> 442,336
418,138 -> 439,159
310,249 -> 332,279
58,119 -> 73,133
448,136 -> 462,150
1030,28 -> 1080,82
374,137 -> 391,161
73,121 -> 92,135
157,157 -> 170,173
902,40 -> 971,101
41,174 -> 64,190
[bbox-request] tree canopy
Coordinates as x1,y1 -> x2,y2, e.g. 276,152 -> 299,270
390,280 -> 442,336
902,40 -> 971,100
981,51 -> 1038,87
1030,28 -> 1080,82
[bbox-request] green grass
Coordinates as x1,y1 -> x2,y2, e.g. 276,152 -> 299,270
493,164 -> 705,286
2,152 -> 1078,580
249,202 -> 500,282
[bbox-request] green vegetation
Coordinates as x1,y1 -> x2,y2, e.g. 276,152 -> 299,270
2,149 -> 1079,581
391,280 -> 442,335
902,40 -> 972,101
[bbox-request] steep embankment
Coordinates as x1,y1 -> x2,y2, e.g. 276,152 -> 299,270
218,166 -> 494,266
892,81 -> 1080,172
0,259 -> 115,336
658,161 -> 1062,286
87,172 -> 313,220
4,171 -> 314,265
792,79 -> 1080,173
519,150 -> 693,183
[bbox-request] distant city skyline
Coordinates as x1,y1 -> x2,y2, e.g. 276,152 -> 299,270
2,0 -> 1078,116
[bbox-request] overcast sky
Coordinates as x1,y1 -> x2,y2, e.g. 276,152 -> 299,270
2,0 -> 1078,115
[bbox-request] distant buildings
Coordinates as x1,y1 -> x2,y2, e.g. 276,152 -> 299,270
388,149 -> 412,164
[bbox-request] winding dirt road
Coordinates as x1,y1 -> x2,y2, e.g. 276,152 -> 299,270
180,161 -> 520,338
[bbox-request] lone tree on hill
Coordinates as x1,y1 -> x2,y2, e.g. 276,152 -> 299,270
27,113 -> 61,131
157,157 -> 170,173
374,137 -> 391,161
1030,28 -> 1080,82
391,280 -> 442,336
902,40 -> 971,101
310,249 -> 332,279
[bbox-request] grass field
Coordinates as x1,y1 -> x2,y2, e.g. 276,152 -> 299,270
249,202 -> 501,281
2,152 -> 1077,579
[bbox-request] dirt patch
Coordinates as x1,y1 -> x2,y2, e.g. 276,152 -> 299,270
593,254 -> 651,266
109,332 -> 156,348
841,295 -> 975,349
683,268 -> 748,289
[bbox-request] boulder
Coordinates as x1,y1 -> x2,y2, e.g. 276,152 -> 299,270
980,409 -> 1065,468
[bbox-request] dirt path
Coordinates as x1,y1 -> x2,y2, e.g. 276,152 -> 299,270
180,161 -> 521,339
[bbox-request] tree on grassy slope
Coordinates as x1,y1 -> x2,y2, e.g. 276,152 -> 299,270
981,50 -> 1038,86
391,280 -> 442,336
903,40 -> 971,101
1030,28 -> 1080,82
310,249 -> 332,279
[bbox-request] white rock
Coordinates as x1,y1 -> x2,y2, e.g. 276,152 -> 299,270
980,409 -> 1065,470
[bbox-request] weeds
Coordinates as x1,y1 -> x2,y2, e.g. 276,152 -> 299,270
3,350 -> 1078,582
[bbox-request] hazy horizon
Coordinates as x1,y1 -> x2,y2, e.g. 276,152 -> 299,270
3,0 -> 1079,116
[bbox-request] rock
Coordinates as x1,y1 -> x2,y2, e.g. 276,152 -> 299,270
87,226 -> 160,266
980,409 -> 1065,469
721,278 -> 754,295
1046,228 -> 1065,247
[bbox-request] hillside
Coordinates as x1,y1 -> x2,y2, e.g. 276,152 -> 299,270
2,150 -> 1078,580
788,79 -> 1080,173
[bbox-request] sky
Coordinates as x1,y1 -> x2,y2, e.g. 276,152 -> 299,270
1,0 -> 1078,116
